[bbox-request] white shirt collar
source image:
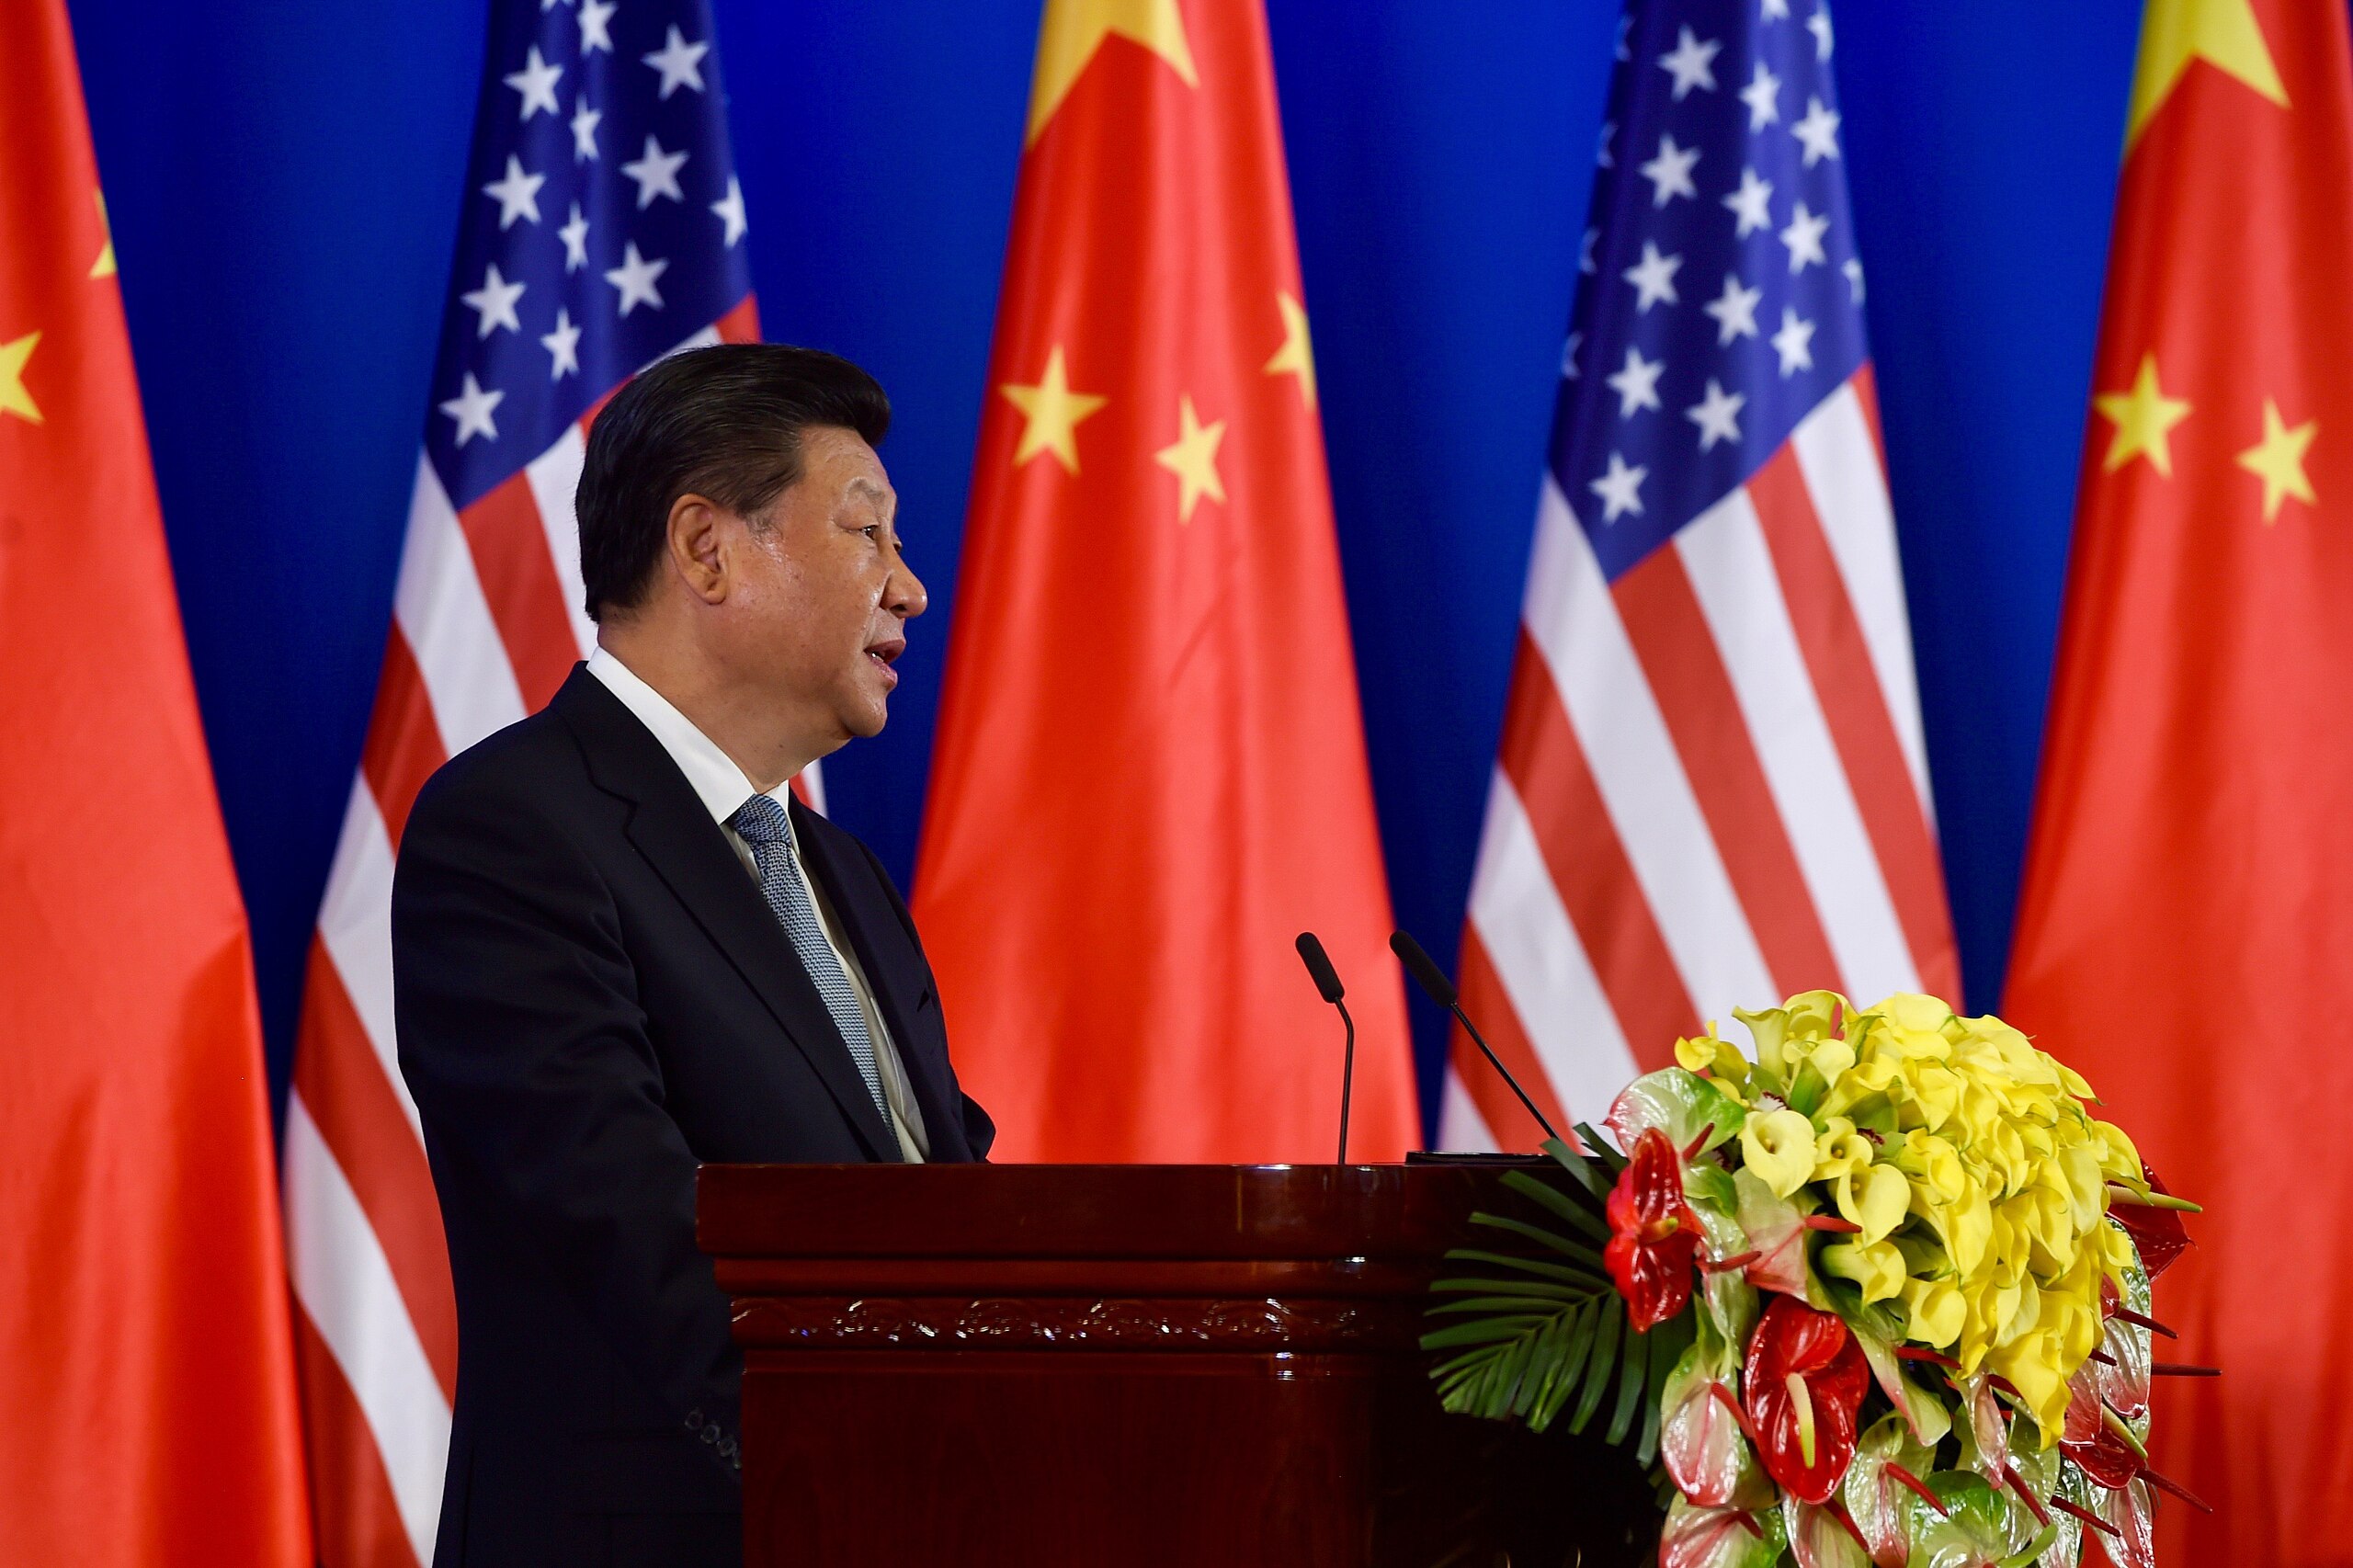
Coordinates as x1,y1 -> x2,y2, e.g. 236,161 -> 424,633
585,646 -> 784,833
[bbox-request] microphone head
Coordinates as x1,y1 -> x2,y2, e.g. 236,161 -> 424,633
1293,932 -> 1346,1004
1388,929 -> 1459,1009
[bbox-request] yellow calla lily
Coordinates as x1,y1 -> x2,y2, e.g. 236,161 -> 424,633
1872,993 -> 1955,1058
1734,990 -> 1847,1081
1816,1054 -> 1900,1121
2097,1219 -> 2138,1274
1810,1117 -> 1873,1178
2012,1182 -> 2078,1277
1894,1130 -> 1969,1206
1901,1277 -> 1966,1347
1835,1163 -> 1912,1246
1822,1239 -> 1907,1303
1740,1108 -> 1819,1199
1904,1063 -> 1962,1133
2054,1138 -> 2106,1229
1928,1187 -> 1993,1278
1801,1037 -> 1859,1085
2094,1120 -> 2144,1185
1987,1330 -> 2073,1438
2047,1275 -> 2103,1367
1674,1029 -> 1751,1088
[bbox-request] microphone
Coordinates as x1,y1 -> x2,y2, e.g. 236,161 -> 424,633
1387,929 -> 1562,1144
1294,933 -> 1357,1164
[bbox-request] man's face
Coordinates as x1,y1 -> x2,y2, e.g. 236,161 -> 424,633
719,426 -> 925,746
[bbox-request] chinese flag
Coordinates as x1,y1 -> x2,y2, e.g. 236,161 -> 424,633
915,0 -> 1417,1160
2006,0 -> 2353,1560
0,2 -> 311,1562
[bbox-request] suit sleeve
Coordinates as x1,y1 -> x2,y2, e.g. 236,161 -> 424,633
853,835 -> 995,1162
392,765 -> 744,1474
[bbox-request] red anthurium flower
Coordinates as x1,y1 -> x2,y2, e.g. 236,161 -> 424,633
1787,1501 -> 1869,1568
2108,1164 -> 2190,1278
2059,1366 -> 2143,1490
1605,1128 -> 1702,1330
1839,1438 -> 1923,1568
2091,1279 -> 2152,1421
1743,1298 -> 1872,1503
1659,1499 -> 1778,1568
2097,1478 -> 2157,1568
1961,1375 -> 2010,1485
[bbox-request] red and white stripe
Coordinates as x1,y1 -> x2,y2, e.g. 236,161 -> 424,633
282,306 -> 796,1566
1439,369 -> 1957,1151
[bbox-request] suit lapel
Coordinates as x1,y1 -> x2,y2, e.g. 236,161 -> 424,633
554,670 -> 900,1161
790,801 -> 972,1163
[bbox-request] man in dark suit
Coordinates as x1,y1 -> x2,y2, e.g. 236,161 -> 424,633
393,345 -> 993,1567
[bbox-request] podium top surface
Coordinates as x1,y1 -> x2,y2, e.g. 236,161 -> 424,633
698,1162 -> 1523,1262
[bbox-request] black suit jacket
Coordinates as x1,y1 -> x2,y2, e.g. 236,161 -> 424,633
392,666 -> 992,1568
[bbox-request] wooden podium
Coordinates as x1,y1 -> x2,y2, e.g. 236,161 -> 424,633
699,1163 -> 1657,1567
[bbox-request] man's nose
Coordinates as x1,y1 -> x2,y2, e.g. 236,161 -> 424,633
885,554 -> 928,620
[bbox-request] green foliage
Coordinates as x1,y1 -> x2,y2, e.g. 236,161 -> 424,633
1421,1143 -> 1694,1466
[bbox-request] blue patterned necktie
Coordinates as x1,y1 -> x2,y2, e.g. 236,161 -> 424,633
729,793 -> 892,1131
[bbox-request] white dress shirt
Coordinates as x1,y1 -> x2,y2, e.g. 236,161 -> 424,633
585,647 -> 929,1161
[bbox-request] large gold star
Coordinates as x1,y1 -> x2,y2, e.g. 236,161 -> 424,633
1027,0 -> 1198,144
1000,345 -> 1108,473
2094,355 -> 2192,476
0,332 -> 41,426
1262,290 -> 1317,411
2128,0 -> 2287,147
1154,394 -> 1227,522
2236,397 -> 2316,523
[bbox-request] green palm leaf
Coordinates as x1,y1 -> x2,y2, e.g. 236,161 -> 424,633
1564,1296 -> 1623,1435
1441,1247 -> 1610,1286
1469,1211 -> 1610,1269
1498,1168 -> 1610,1242
1527,1301 -> 1599,1428
1425,1140 -> 1693,1468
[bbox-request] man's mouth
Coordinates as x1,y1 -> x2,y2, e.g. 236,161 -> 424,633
864,636 -> 905,686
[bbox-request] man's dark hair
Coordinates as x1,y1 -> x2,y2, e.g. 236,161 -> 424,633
574,343 -> 892,621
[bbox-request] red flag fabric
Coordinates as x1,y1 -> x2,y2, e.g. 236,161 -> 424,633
0,0 -> 312,1562
914,0 -> 1417,1161
2006,0 -> 2353,1560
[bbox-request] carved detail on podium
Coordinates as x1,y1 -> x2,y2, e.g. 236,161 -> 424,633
734,1294 -> 1423,1352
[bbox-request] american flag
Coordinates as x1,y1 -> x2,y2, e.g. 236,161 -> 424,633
281,2 -> 779,1561
1438,0 -> 1958,1150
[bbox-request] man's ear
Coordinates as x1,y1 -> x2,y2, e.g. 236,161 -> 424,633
665,494 -> 729,606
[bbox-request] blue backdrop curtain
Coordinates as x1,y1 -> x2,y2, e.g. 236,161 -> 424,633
65,0 -> 2143,1131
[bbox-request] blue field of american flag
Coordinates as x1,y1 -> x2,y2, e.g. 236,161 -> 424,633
1440,0 -> 1960,1148
426,0 -> 752,506
280,2 -> 775,1561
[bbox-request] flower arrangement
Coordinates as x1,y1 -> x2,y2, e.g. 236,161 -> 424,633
1426,991 -> 2205,1568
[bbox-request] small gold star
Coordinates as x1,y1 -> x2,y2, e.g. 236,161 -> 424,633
999,345 -> 1108,473
1154,394 -> 1227,522
1263,290 -> 1316,411
2094,355 -> 2192,477
0,332 -> 42,426
2235,397 -> 2316,523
